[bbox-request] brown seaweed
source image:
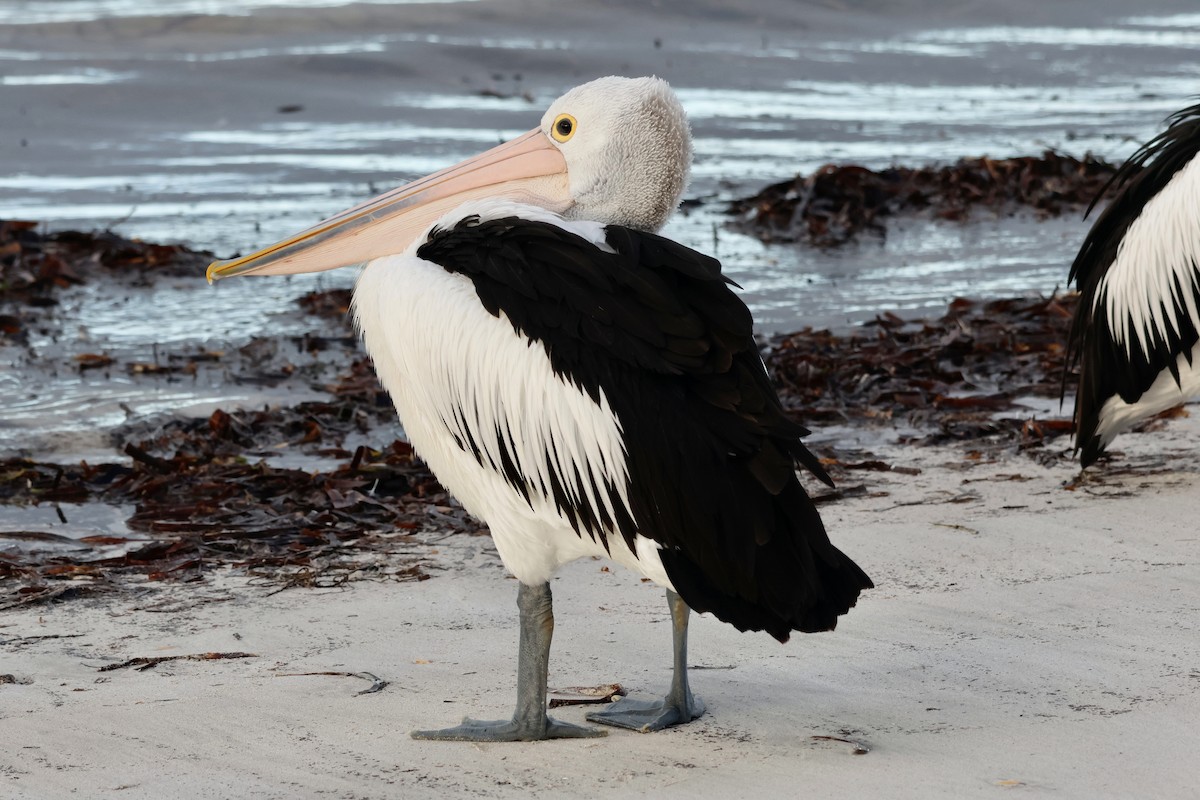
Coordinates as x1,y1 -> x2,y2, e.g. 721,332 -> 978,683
765,293 -> 1078,450
729,152 -> 1124,247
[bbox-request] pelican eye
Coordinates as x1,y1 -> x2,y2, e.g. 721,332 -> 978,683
551,113 -> 577,143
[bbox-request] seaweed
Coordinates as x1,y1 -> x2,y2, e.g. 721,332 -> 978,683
765,293 -> 1078,451
729,152 -> 1123,247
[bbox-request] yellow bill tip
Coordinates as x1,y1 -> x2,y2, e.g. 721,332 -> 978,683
205,253 -> 257,283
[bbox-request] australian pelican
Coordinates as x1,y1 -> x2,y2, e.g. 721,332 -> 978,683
207,76 -> 872,740
1068,102 -> 1200,466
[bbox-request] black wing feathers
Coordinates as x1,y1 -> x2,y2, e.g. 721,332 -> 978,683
418,216 -> 870,640
1067,102 -> 1200,465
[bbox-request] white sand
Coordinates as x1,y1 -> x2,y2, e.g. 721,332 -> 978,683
4,414 -> 1199,799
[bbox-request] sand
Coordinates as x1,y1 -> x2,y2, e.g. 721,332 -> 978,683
5,414 -> 1200,798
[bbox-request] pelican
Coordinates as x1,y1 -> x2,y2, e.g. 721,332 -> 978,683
208,76 -> 872,741
1067,102 -> 1200,466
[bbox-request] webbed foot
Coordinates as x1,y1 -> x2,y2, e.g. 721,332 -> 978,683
587,589 -> 707,733
586,693 -> 705,732
412,583 -> 608,743
412,715 -> 606,742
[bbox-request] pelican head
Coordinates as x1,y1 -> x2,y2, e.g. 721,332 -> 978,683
206,76 -> 692,281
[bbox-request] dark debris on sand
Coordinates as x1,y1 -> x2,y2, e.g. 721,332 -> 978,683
0,358 -> 480,610
766,294 -> 1079,455
0,438 -> 441,610
729,152 -> 1123,247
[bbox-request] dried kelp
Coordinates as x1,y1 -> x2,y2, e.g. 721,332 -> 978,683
275,670 -> 390,696
297,288 -> 354,319
0,221 -> 209,288
766,293 -> 1079,450
729,152 -> 1123,247
3,290 -> 1089,608
0,387 -> 480,607
97,651 -> 258,672
1,445 -> 448,605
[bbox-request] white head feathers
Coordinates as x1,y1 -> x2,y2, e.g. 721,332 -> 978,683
540,76 -> 693,233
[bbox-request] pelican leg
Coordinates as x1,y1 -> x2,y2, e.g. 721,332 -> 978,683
586,589 -> 706,732
411,581 -> 606,742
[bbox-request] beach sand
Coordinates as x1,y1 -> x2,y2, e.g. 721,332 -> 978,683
5,417 -> 1200,798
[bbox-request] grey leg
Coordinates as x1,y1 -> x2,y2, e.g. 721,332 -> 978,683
411,581 -> 606,741
586,589 -> 706,732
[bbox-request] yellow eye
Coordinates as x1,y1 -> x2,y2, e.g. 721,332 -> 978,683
551,113 -> 577,143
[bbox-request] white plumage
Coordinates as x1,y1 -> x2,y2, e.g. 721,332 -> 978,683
354,199 -> 671,588
1092,342 -> 1200,453
1096,154 -> 1200,361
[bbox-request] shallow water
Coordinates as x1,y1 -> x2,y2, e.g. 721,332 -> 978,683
1,2 -> 1197,461
3,8 -> 1195,325
0,502 -> 141,559
0,0 -> 476,27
